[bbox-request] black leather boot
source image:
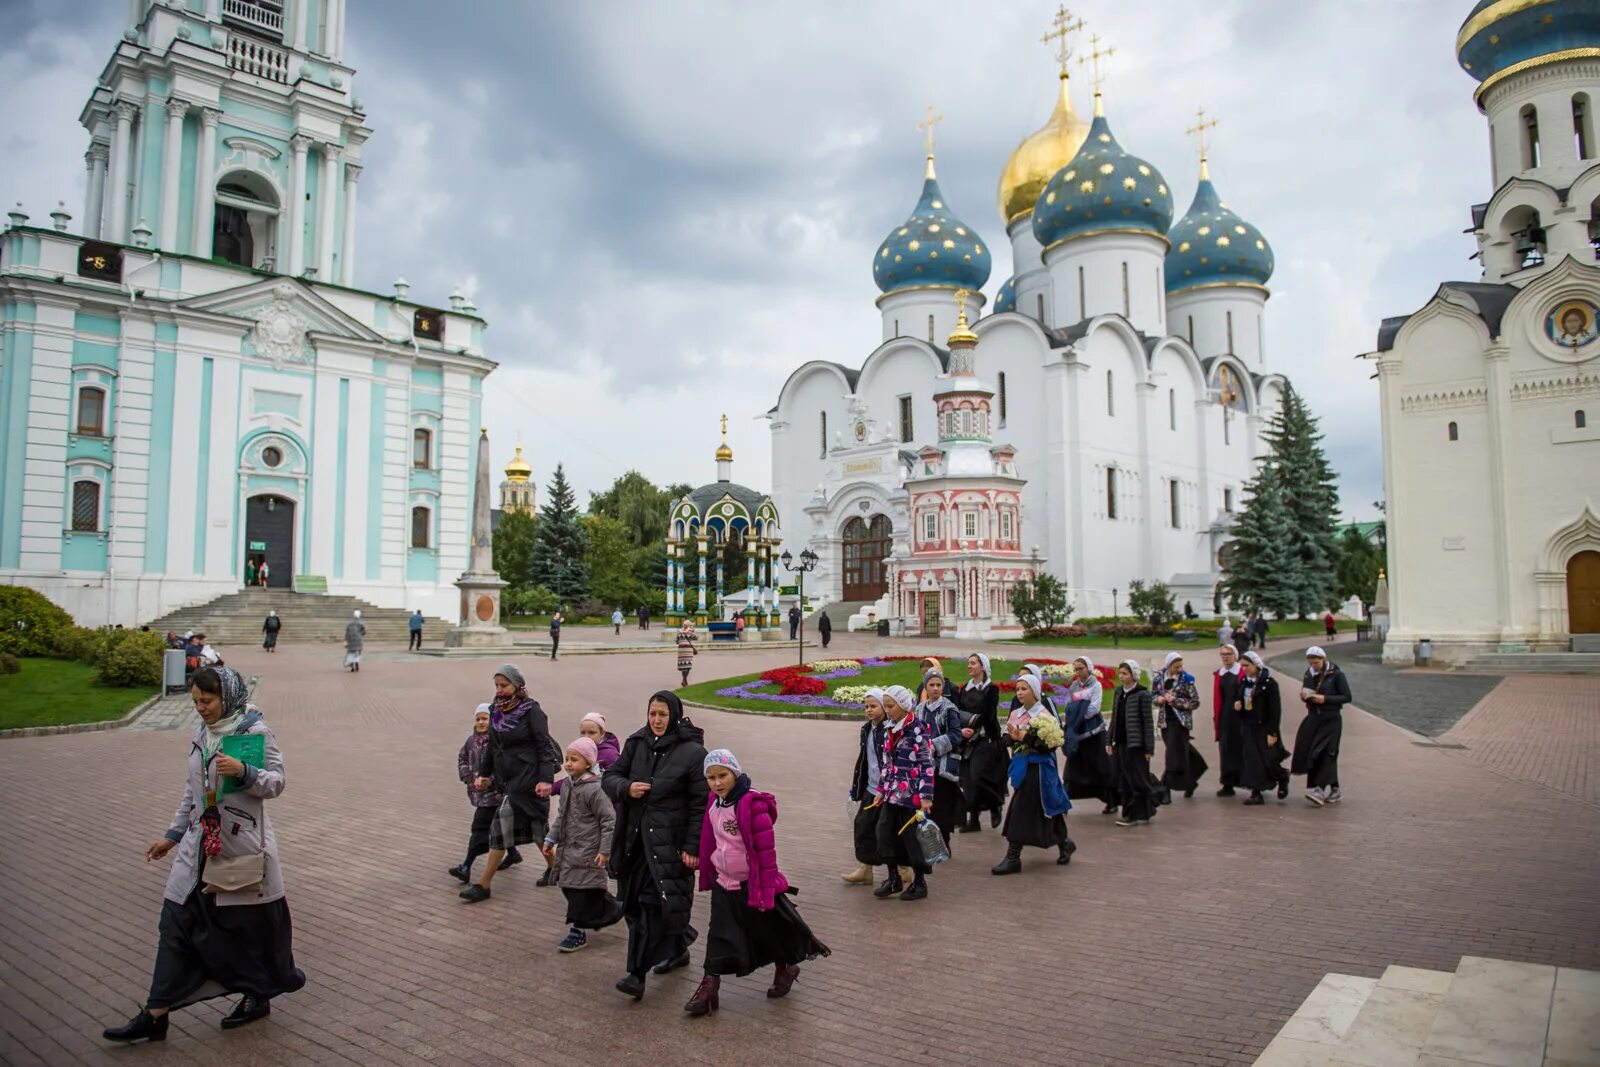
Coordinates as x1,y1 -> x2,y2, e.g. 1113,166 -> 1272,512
221,995 -> 270,1030
1057,836 -> 1077,865
991,845 -> 1023,875
103,1010 -> 168,1043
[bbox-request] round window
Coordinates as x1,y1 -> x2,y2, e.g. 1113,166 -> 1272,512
261,446 -> 283,468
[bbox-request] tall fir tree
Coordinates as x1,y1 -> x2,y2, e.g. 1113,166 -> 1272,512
530,464 -> 590,606
1220,386 -> 1340,617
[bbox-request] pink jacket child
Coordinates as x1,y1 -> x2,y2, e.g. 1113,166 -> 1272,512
697,784 -> 789,911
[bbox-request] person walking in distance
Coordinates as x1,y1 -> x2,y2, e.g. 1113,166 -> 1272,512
676,621 -> 698,688
788,604 -> 801,641
1291,646 -> 1352,806
260,610 -> 281,654
408,609 -> 424,652
344,611 -> 365,672
256,559 -> 269,588
817,611 -> 832,649
612,607 -> 624,636
549,609 -> 564,660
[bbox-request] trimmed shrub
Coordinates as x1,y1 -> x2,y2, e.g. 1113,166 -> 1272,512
59,626 -> 106,665
0,587 -> 75,657
94,629 -> 165,688
0,652 -> 19,675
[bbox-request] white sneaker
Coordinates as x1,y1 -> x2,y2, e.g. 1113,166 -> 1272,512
1326,788 -> 1342,804
1305,787 -> 1326,806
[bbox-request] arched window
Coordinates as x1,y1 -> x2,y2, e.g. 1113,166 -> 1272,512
72,480 -> 100,532
1106,467 -> 1118,520
1226,310 -> 1235,353
1513,208 -> 1547,268
1168,388 -> 1176,431
1577,410 -> 1589,429
819,411 -> 827,457
1521,104 -> 1541,168
1448,421 -> 1459,442
212,173 -> 279,270
76,386 -> 106,435
411,505 -> 431,548
1106,370 -> 1115,417
1575,94 -> 1593,160
412,427 -> 432,468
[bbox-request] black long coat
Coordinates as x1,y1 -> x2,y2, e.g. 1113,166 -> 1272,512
1238,672 -> 1288,792
1214,667 -> 1245,787
1110,685 -> 1155,753
1291,663 -> 1352,781
477,698 -> 557,818
603,718 -> 709,935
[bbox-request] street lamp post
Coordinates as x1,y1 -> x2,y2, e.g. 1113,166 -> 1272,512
781,547 -> 818,667
1111,587 -> 1120,649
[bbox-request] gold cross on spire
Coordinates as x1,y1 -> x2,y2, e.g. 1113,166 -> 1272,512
1186,106 -> 1220,178
720,413 -> 728,441
1041,5 -> 1086,77
917,104 -> 944,178
1078,32 -> 1115,114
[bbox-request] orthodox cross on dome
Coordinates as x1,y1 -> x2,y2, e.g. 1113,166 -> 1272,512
1186,106 -> 1220,179
1078,33 -> 1115,114
917,104 -> 944,179
1041,5 -> 1087,77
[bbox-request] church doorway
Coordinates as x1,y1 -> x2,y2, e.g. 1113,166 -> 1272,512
245,495 -> 295,588
842,514 -> 892,601
1568,550 -> 1600,633
920,591 -> 941,635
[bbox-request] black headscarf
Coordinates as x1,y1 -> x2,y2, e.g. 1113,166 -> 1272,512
647,689 -> 687,752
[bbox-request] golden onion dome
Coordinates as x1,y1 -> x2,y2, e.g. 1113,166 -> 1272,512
997,73 -> 1092,227
503,441 -> 532,481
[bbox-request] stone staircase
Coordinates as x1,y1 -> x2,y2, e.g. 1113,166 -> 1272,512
812,599 -> 875,632
1253,955 -> 1599,1066
145,589 -> 430,645
1458,652 -> 1600,673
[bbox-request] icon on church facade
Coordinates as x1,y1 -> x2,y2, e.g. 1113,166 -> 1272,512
1547,300 -> 1599,349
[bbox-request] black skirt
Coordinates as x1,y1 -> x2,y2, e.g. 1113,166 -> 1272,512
930,776 -> 963,846
962,737 -> 1009,813
1240,728 -> 1290,792
852,798 -> 886,865
1002,763 -> 1067,849
1161,725 -> 1209,792
146,884 -> 305,1011
875,802 -> 921,868
1065,735 -> 1116,803
562,886 -> 623,930
703,883 -> 829,978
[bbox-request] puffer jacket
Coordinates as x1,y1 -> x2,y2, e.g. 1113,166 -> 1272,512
697,788 -> 790,910
478,698 -> 557,805
1111,684 -> 1155,753
603,717 -> 709,933
547,775 -> 616,890
458,731 -> 502,807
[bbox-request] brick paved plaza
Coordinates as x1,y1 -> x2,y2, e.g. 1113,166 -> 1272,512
2,635 -> 1597,1066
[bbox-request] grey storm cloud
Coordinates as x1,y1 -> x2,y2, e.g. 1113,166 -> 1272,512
2,0 -> 1487,519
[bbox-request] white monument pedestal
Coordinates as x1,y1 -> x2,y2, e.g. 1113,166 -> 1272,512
445,428 -> 513,649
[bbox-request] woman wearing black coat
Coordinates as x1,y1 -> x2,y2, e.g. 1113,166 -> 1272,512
603,690 -> 709,1001
1236,651 -> 1290,805
459,664 -> 556,903
956,653 -> 1005,832
1291,646 -> 1352,805
1109,659 -> 1159,827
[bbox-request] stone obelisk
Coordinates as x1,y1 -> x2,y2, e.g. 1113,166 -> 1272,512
445,427 -> 511,648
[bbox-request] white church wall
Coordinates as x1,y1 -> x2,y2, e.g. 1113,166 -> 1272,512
878,287 -> 971,346
1044,233 -> 1167,335
1482,59 -> 1600,190
771,363 -> 854,548
1168,287 -> 1267,368
856,342 -> 944,449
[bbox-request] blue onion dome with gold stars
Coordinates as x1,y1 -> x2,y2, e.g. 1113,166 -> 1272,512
1165,165 -> 1274,294
993,276 -> 1017,314
1031,104 -> 1174,252
873,158 -> 992,295
1457,0 -> 1600,91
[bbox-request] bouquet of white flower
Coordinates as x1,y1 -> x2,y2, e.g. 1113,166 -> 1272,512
1020,711 -> 1064,753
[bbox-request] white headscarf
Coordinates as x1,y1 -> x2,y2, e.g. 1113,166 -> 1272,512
883,685 -> 916,714
1244,650 -> 1266,670
966,652 -> 992,688
474,702 -> 491,719
1119,658 -> 1143,688
1014,672 -> 1045,705
863,686 -> 886,707
1305,646 -> 1327,660
1162,652 -> 1183,670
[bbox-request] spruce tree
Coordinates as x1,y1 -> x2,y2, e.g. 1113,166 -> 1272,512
530,464 -> 590,606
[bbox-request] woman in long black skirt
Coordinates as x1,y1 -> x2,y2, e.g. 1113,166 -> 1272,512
842,688 -> 889,884
1291,646 -> 1351,805
1062,656 -> 1117,814
1109,660 -> 1160,827
683,749 -> 829,1015
991,673 -> 1073,874
104,667 -> 304,1042
1154,652 -> 1208,802
957,653 -> 1006,832
1237,651 -> 1290,806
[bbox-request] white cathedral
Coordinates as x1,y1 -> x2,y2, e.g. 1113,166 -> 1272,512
768,34 -> 1289,620
0,0 -> 492,627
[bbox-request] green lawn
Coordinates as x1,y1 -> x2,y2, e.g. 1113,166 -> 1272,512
681,656 -> 1144,717
1007,617 -> 1334,649
0,658 -> 156,730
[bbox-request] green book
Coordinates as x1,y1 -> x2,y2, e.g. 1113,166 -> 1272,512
219,734 -> 266,796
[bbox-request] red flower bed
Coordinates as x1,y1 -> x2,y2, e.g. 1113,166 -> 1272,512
758,666 -> 829,696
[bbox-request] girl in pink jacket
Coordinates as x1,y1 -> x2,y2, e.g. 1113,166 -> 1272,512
683,749 -> 830,1016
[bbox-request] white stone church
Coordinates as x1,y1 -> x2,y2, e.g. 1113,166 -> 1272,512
0,0 -> 492,627
1373,1 -> 1600,665
769,49 -> 1290,620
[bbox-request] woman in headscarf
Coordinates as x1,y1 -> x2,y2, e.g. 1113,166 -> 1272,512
459,665 -> 557,903
1109,659 -> 1158,827
1291,646 -> 1352,806
913,657 -> 943,701
915,669 -> 967,850
956,653 -> 1005,832
1236,651 -> 1290,806
676,622 -> 698,688
1062,656 -> 1117,814
842,688 -> 889,885
343,610 -> 365,672
1008,663 -> 1049,711
103,667 -> 304,1042
1154,652 -> 1208,802
872,685 -> 935,901
992,673 -> 1074,874
603,690 -> 709,1000
260,610 -> 280,653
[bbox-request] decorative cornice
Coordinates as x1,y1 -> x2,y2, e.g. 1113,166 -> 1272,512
1509,371 -> 1600,403
1399,386 -> 1489,412
1476,48 -> 1600,107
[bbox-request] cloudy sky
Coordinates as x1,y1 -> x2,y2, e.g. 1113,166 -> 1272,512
3,1 -> 1487,521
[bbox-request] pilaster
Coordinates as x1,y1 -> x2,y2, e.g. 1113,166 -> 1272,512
191,108 -> 220,258
157,97 -> 188,251
287,134 -> 310,276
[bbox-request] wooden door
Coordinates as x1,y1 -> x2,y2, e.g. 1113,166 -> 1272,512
920,591 -> 941,635
1568,551 -> 1600,633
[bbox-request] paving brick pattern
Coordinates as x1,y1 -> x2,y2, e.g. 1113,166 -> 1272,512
1439,675 -> 1600,808
1,639 -> 1596,1066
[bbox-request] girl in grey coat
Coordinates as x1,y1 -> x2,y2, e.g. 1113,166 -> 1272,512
103,667 -> 304,1044
344,611 -> 365,671
544,736 -> 623,952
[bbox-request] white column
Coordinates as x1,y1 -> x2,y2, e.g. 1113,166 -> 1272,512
204,0 -> 219,20
158,97 -> 187,251
339,162 -> 360,285
287,134 -> 309,275
329,0 -> 345,60
316,143 -> 339,279
191,108 -> 220,257
1484,345 -> 1522,641
84,144 -> 108,238
293,0 -> 308,50
107,102 -> 136,242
